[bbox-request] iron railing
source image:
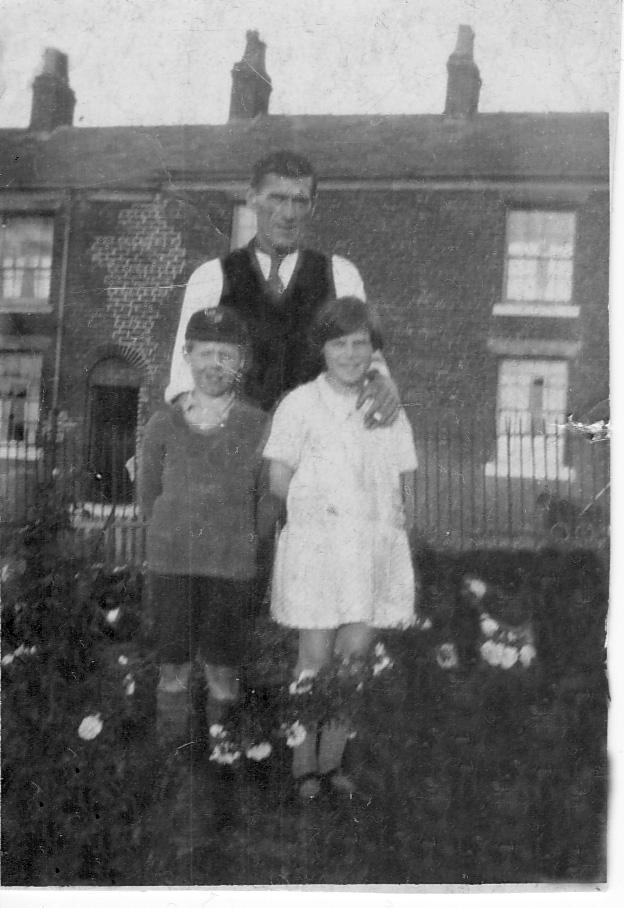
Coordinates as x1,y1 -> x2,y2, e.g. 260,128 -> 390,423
0,417 -> 610,565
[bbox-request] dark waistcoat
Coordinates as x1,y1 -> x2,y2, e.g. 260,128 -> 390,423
220,245 -> 335,411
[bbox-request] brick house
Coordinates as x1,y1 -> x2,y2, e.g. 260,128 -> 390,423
0,29 -> 609,546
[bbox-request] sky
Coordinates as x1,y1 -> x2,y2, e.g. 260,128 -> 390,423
0,0 -> 621,128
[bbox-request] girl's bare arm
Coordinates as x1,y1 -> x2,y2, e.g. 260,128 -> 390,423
268,459 -> 295,501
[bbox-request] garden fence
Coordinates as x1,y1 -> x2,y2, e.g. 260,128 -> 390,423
0,415 -> 610,566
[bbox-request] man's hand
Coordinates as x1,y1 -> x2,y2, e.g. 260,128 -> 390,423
356,371 -> 401,428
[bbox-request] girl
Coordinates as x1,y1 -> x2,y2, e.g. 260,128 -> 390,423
139,307 -> 267,750
263,296 -> 419,800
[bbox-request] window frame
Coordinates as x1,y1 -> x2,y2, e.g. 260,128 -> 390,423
485,356 -> 575,480
0,352 -> 43,459
493,208 -> 579,318
0,212 -> 56,313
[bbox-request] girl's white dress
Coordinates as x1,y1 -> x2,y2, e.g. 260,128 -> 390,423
263,374 -> 418,629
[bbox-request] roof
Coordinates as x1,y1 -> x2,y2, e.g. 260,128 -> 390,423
0,112 -> 609,192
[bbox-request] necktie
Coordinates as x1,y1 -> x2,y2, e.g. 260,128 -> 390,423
267,254 -> 285,298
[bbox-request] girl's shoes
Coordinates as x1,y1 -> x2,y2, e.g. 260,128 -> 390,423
322,768 -> 358,798
293,769 -> 358,803
295,772 -> 322,801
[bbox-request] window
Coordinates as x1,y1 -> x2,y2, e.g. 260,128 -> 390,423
86,358 -> 139,505
493,210 -> 578,318
0,353 -> 42,453
485,358 -> 574,479
0,216 -> 54,311
230,203 -> 257,250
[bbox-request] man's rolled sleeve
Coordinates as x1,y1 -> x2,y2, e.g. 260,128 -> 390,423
165,260 -> 224,402
332,254 -> 389,377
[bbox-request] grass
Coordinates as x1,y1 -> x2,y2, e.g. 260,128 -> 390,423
1,545 -> 608,886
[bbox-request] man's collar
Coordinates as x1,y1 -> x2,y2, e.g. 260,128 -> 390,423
248,237 -> 299,259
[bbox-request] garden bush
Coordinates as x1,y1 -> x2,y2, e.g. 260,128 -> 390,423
1,480 -> 158,884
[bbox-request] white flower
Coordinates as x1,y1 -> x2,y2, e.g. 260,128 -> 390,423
118,655 -> 129,666
209,744 -> 241,765
289,669 -> 316,696
500,646 -> 519,670
374,642 -> 387,658
2,653 -> 15,666
209,723 -> 226,739
123,674 -> 135,696
245,742 -> 273,761
519,644 -> 537,668
78,714 -> 103,740
480,614 -> 499,638
347,730 -> 358,740
285,721 -> 307,748
1,559 -> 26,584
436,642 -> 459,670
480,639 -> 503,667
373,655 -> 393,676
465,577 -> 487,599
105,608 -> 120,625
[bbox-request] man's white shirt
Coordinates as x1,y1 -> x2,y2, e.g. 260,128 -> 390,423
165,248 -> 385,402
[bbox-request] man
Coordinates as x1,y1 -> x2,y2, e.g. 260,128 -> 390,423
166,149 -> 399,424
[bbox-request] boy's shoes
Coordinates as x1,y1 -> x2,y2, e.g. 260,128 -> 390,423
156,664 -> 193,750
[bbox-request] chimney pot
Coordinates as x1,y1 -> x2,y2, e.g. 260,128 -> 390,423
41,47 -> 69,79
30,47 -> 75,132
229,30 -> 272,120
454,24 -> 474,57
444,25 -> 482,119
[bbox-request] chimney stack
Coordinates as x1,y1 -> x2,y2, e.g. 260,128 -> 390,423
229,31 -> 272,120
444,26 -> 481,118
30,48 -> 76,132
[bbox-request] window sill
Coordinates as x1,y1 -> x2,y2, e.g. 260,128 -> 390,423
72,503 -> 139,523
492,303 -> 580,318
484,461 -> 576,481
1,300 -> 52,314
0,442 -> 42,461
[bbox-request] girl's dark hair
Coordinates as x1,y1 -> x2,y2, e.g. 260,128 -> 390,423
310,297 -> 384,353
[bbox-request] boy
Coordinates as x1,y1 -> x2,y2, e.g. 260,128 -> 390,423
139,307 -> 267,748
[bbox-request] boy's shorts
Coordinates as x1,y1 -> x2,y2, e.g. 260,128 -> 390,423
147,573 -> 253,667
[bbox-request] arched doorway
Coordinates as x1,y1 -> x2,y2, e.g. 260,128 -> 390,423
86,357 -> 140,504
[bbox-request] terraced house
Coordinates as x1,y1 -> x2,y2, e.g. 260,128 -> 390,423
0,28 -> 610,551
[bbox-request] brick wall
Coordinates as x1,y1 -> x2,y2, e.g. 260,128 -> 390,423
56,184 -> 609,448
58,191 -> 231,432
310,187 -> 609,433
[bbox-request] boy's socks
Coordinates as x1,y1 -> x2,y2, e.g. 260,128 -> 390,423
292,723 -> 319,780
158,661 -> 192,693
205,695 -> 237,732
156,662 -> 192,746
317,720 -> 349,776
